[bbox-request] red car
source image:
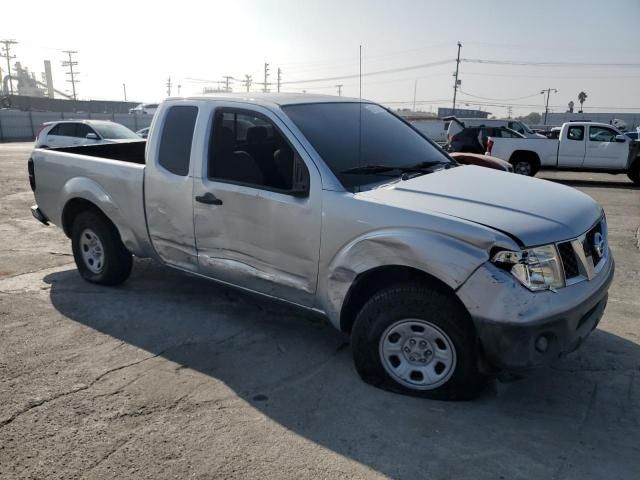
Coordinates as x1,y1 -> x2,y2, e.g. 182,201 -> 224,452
449,152 -> 513,172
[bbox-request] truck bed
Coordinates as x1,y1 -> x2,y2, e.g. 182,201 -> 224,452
52,140 -> 146,164
31,144 -> 152,257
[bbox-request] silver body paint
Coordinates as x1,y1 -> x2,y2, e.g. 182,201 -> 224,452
31,94 -> 609,334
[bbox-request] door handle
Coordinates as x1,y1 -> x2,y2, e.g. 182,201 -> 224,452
195,192 -> 223,205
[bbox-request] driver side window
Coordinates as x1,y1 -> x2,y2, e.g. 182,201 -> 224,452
589,126 -> 616,142
209,109 -> 309,194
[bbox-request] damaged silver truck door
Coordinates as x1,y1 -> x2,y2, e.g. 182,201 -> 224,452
144,104 -> 200,271
193,104 -> 323,306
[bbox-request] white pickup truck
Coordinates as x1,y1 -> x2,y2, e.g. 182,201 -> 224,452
487,121 -> 640,184
28,94 -> 614,400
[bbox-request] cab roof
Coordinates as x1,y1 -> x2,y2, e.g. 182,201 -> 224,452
171,92 -> 370,107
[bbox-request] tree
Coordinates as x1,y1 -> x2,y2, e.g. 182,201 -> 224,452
578,91 -> 588,113
567,101 -> 574,113
516,112 -> 541,125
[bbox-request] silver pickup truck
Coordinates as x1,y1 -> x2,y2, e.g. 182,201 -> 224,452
28,94 -> 614,400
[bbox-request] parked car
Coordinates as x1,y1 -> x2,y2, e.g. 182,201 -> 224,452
623,131 -> 638,141
29,94 -> 614,400
449,152 -> 513,172
136,127 -> 150,139
446,117 -> 545,139
486,121 -> 640,183
34,120 -> 141,149
448,123 -> 525,154
409,118 -> 450,144
545,127 -> 562,139
129,103 -> 159,115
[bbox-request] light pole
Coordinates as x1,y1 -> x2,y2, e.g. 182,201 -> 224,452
541,88 -> 557,125
122,83 -> 127,102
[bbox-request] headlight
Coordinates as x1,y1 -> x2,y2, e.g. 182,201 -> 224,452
491,244 -> 564,292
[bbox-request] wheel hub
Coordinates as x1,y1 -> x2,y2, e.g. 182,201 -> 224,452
379,319 -> 457,390
79,229 -> 104,274
402,337 -> 434,364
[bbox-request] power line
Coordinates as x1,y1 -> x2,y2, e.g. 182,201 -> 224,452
459,90 -> 543,102
281,59 -> 454,85
0,39 -> 17,95
61,50 -> 79,101
462,58 -> 640,68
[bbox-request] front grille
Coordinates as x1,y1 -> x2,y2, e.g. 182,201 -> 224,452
556,217 -> 607,285
558,242 -> 580,279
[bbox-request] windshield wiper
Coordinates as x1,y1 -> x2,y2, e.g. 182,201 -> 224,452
341,160 -> 448,175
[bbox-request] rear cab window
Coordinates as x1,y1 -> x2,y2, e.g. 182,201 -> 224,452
567,126 -> 585,141
158,105 -> 198,176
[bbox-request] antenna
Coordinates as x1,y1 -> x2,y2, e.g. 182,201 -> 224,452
357,45 -> 362,193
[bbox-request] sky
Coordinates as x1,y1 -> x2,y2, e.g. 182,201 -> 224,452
3,0 -> 640,117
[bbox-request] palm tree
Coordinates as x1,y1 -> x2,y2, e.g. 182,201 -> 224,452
578,91 -> 588,113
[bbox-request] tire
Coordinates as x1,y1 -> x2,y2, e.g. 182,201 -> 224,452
351,283 -> 486,400
71,210 -> 133,285
511,156 -> 537,176
628,162 -> 640,185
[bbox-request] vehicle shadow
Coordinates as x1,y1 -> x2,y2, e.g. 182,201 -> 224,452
542,177 -> 640,190
43,260 -> 640,479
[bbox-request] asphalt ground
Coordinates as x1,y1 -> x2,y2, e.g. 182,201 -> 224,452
1,142 -> 639,479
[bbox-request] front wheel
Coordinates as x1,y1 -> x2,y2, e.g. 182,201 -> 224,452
628,163 -> 640,185
351,284 -> 486,400
71,211 -> 133,285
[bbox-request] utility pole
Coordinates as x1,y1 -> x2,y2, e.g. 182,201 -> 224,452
263,63 -> 270,93
222,76 -> 233,92
452,41 -> 462,115
0,39 -> 17,95
243,74 -> 252,92
507,105 -> 513,119
122,83 -> 127,102
166,76 -> 172,97
177,84 -> 182,95
61,50 -> 79,101
336,84 -> 343,96
277,67 -> 282,93
540,88 -> 558,125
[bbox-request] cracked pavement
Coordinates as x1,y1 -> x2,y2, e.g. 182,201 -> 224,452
1,143 -> 639,479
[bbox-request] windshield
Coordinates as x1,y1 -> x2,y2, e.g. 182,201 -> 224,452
282,102 -> 450,191
518,122 -> 534,134
92,123 -> 140,140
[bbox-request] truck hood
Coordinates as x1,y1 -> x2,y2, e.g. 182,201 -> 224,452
359,165 -> 602,246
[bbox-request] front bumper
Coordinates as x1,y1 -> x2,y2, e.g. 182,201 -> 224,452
457,250 -> 615,373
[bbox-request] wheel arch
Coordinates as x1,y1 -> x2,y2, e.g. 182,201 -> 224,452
321,227 -> 495,332
61,197 -> 117,238
509,150 -> 541,172
339,265 -> 470,333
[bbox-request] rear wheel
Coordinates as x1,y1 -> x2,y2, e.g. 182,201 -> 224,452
351,283 -> 486,400
511,157 -> 535,176
71,211 -> 133,285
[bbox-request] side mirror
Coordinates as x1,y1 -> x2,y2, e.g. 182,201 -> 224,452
86,133 -> 99,140
615,134 -> 626,143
